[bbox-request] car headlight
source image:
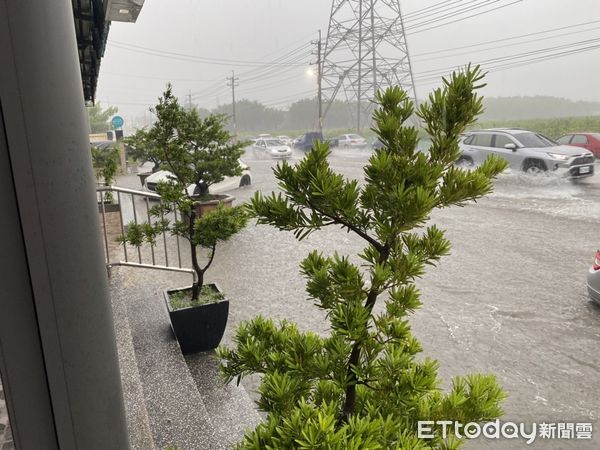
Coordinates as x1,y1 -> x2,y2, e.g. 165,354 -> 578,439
546,153 -> 570,160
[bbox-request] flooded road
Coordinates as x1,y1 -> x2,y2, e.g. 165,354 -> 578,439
120,147 -> 600,448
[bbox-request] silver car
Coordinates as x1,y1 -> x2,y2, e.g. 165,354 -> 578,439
337,134 -> 368,149
587,250 -> 600,304
458,128 -> 595,178
252,138 -> 292,159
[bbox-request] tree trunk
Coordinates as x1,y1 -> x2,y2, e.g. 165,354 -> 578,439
189,210 -> 203,300
193,181 -> 209,196
339,247 -> 389,424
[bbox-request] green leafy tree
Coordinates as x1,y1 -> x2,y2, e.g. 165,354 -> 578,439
124,128 -> 165,173
119,85 -> 248,300
87,102 -> 118,133
91,143 -> 120,203
219,66 -> 509,448
151,85 -> 246,196
214,99 -> 284,132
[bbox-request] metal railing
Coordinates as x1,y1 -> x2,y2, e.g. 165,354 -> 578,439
97,185 -> 195,280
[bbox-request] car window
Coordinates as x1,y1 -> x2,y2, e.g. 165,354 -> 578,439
493,134 -> 514,148
513,133 -> 554,148
265,139 -> 283,146
571,135 -> 588,145
470,133 -> 493,147
556,135 -> 572,144
349,134 -> 362,139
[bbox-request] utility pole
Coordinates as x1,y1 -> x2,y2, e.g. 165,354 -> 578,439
186,89 -> 192,111
312,30 -> 323,134
226,70 -> 239,135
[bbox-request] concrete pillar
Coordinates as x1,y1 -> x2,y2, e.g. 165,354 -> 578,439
0,1 -> 129,448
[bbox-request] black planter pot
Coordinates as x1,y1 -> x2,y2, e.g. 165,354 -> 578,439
164,283 -> 229,354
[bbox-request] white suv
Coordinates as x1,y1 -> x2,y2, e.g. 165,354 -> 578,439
459,128 -> 595,178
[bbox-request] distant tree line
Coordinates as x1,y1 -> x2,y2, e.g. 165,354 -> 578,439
87,102 -> 118,133
480,96 -> 600,121
196,98 -> 360,132
192,95 -> 600,134
92,94 -> 600,136
475,116 -> 600,139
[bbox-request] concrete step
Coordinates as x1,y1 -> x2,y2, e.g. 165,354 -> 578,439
110,266 -> 260,449
185,352 -> 262,448
109,270 -> 156,450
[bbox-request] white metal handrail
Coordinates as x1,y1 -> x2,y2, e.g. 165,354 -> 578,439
97,185 -> 194,280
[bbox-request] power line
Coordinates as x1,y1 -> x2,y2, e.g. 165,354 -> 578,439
109,40 -> 310,67
235,71 -> 310,97
414,40 -> 600,85
189,44 -> 311,99
485,42 -> 600,73
403,0 -> 465,20
408,0 -> 523,35
100,71 -> 220,83
406,0 -> 492,28
237,51 -> 312,84
414,27 -> 600,63
414,35 -> 600,79
412,19 -> 600,59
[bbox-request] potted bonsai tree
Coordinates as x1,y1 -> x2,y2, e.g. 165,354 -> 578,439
219,67 -> 509,447
119,85 -> 249,353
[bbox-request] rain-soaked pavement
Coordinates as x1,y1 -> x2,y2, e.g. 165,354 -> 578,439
116,147 -> 600,449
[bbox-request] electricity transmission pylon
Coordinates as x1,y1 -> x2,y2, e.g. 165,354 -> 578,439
322,0 -> 418,132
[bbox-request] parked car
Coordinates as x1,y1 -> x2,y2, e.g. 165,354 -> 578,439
293,131 -> 324,151
586,250 -> 600,304
277,135 -> 293,146
326,137 -> 339,148
252,138 -> 292,159
144,159 -> 252,195
458,128 -> 595,179
337,134 -> 368,148
556,133 -> 600,158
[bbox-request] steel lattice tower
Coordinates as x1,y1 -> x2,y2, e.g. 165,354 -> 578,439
322,0 -> 417,132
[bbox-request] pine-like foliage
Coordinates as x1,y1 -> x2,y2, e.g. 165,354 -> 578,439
118,85 -> 248,299
218,67 -> 509,449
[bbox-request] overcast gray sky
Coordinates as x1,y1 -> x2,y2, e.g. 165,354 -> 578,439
96,0 -> 600,124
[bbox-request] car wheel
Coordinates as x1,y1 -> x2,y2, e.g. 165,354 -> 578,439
523,160 -> 547,174
239,174 -> 251,187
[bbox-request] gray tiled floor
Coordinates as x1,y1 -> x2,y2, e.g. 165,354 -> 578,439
0,382 -> 13,449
